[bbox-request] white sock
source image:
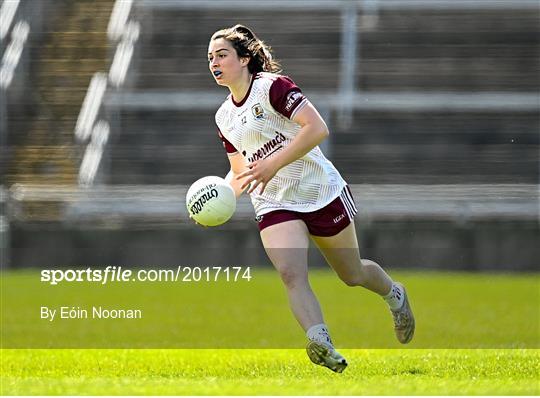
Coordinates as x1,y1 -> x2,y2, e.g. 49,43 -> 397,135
306,323 -> 333,347
383,282 -> 405,311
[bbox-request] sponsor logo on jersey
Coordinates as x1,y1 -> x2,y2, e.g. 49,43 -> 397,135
247,131 -> 286,163
251,103 -> 265,119
285,91 -> 303,112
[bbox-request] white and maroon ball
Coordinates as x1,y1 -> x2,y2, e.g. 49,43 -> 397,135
186,176 -> 236,227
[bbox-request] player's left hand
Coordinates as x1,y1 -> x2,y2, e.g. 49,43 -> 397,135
236,158 -> 279,195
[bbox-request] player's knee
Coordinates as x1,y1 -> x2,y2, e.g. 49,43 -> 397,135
334,258 -> 370,287
341,259 -> 380,287
361,258 -> 380,268
277,266 -> 306,289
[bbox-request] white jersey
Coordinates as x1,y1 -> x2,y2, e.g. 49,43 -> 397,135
215,72 -> 346,216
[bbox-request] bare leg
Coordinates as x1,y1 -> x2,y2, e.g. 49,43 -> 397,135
311,221 -> 393,295
260,220 -> 324,331
312,220 -> 415,344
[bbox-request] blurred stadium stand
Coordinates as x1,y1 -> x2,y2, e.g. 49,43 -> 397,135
1,0 -> 539,270
3,0 -> 113,186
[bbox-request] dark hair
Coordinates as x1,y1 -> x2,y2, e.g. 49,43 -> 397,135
211,24 -> 282,74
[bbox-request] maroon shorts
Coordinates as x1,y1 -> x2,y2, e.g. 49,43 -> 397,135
257,186 -> 358,237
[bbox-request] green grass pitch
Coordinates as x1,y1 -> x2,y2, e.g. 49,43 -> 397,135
1,348 -> 538,395
1,270 -> 539,394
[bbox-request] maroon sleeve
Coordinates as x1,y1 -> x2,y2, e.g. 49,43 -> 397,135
269,76 -> 307,119
217,128 -> 238,154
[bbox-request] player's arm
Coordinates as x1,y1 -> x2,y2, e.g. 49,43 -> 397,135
237,102 -> 329,194
271,102 -> 329,171
225,152 -> 250,198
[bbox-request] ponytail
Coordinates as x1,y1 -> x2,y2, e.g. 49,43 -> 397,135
211,24 -> 282,74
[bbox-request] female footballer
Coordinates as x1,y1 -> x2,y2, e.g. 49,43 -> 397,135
208,24 -> 415,373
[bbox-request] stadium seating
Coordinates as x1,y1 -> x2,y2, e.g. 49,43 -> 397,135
132,8 -> 342,91
5,0 -> 113,186
106,109 -> 228,184
357,9 -> 539,92
331,110 -> 539,184
5,3 -> 538,186
3,2 -> 539,270
103,5 -> 539,185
